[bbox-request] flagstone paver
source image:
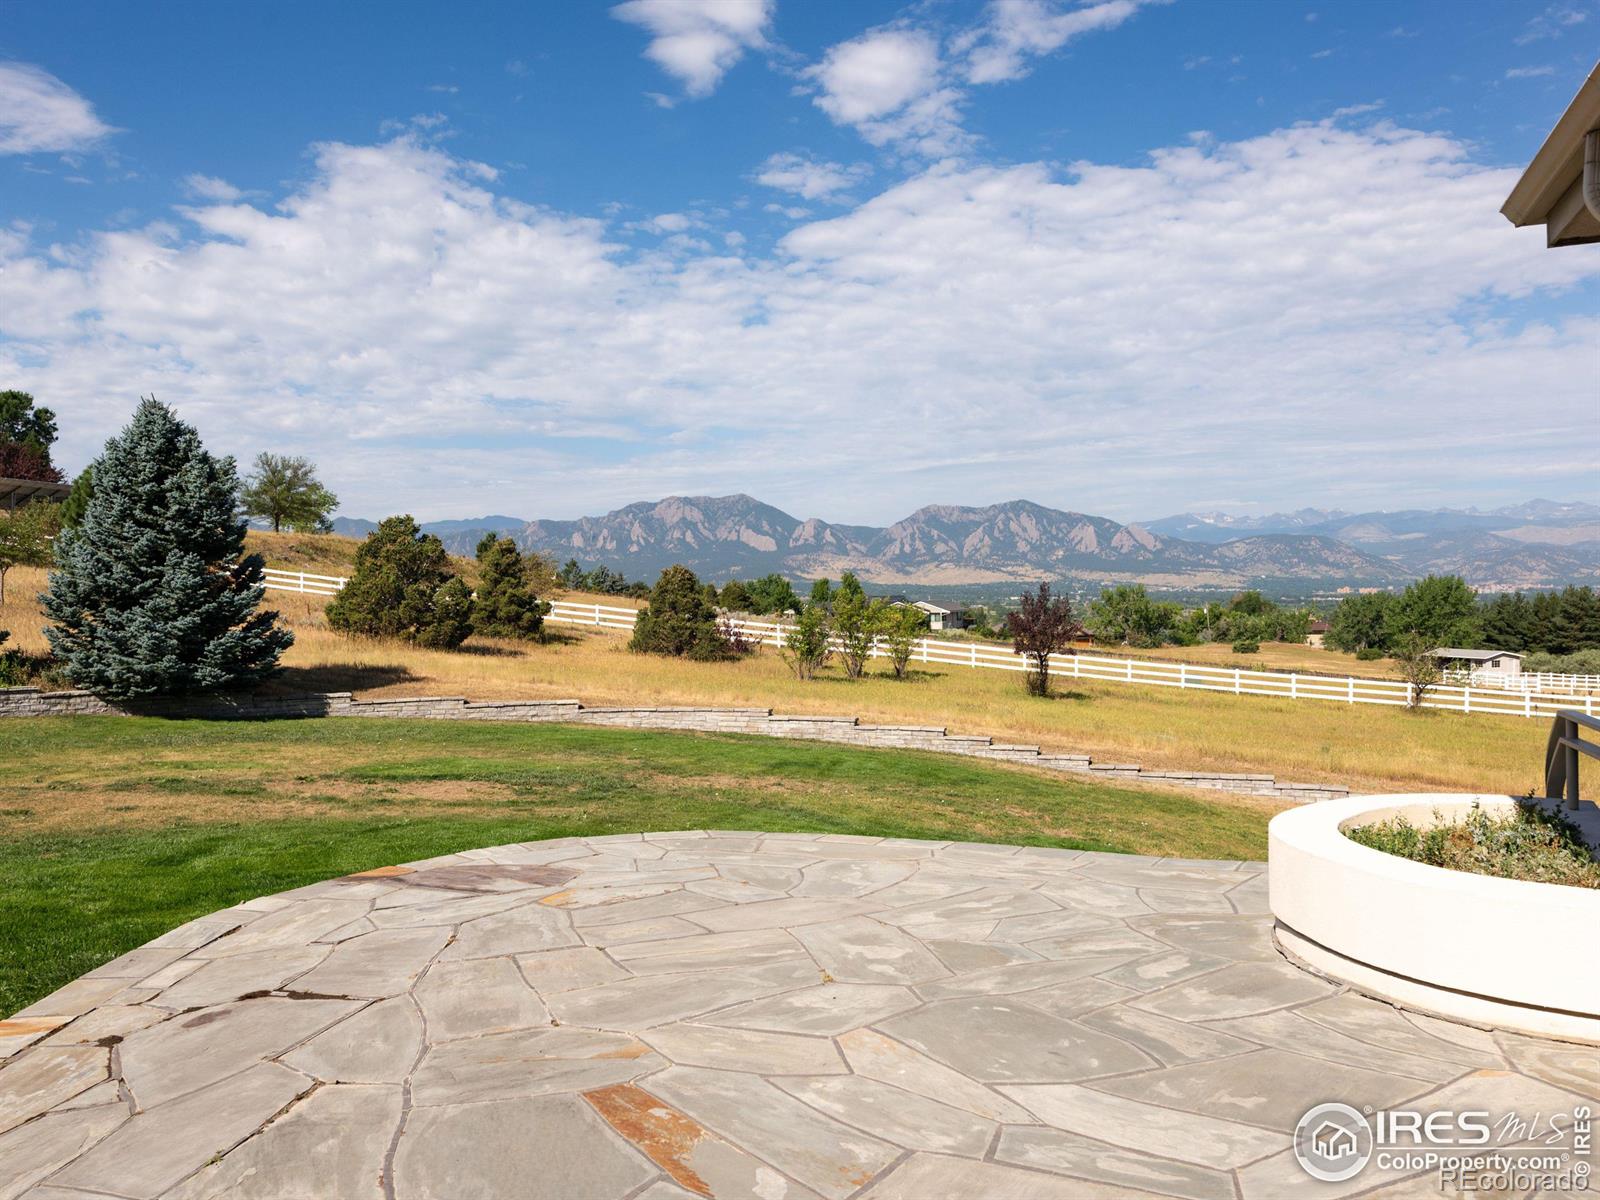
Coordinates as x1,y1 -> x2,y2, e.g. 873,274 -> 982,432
2,832 -> 1594,1199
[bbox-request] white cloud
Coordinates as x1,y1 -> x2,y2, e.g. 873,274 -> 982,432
1,120 -> 1596,521
956,0 -> 1165,85
181,174 -> 245,202
611,0 -> 772,98
1504,65 -> 1556,79
808,2 -> 1164,154
1516,4 -> 1588,44
0,62 -> 114,155
806,28 -> 968,155
755,152 -> 870,201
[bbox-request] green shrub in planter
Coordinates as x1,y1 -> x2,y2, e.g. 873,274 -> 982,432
1231,639 -> 1260,654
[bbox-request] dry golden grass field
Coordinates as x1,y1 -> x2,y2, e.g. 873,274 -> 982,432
1,535 -> 1572,799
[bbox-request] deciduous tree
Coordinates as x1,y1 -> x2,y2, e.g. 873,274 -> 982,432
882,604 -> 925,680
1007,582 -> 1077,697
240,452 -> 339,533
0,500 -> 60,604
1386,575 -> 1479,649
1327,592 -> 1395,653
746,573 -> 801,615
834,593 -> 889,679
0,390 -> 61,482
781,603 -> 832,680
1391,632 -> 1442,711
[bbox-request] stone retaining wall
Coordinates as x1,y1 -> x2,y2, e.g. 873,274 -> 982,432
0,686 -> 1348,804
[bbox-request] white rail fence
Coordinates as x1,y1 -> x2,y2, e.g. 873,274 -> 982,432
1451,669 -> 1600,695
261,571 -> 1598,721
261,568 -> 347,597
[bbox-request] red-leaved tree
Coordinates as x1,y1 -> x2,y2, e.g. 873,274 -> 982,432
1006,582 -> 1078,696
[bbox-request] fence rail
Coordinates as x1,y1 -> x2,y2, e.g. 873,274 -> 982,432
1455,669 -> 1600,694
261,568 -> 348,598
260,572 -> 1598,721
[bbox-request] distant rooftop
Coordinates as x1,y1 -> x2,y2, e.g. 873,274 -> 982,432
0,476 -> 71,510
1431,647 -> 1523,662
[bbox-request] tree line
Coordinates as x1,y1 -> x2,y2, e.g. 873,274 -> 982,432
1326,579 -> 1600,668
1082,585 -> 1312,654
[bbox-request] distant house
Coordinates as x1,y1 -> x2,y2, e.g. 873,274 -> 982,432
1432,648 -> 1523,677
893,599 -> 969,631
1306,619 -> 1331,649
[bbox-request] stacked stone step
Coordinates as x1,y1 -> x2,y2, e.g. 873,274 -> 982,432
573,706 -> 773,735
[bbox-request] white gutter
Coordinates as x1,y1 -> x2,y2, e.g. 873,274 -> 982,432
1586,128 -> 1600,221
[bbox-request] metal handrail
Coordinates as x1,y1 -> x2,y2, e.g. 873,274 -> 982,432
1545,709 -> 1600,810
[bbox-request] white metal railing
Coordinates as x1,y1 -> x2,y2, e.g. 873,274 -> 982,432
260,571 -> 1598,721
1545,709 -> 1600,810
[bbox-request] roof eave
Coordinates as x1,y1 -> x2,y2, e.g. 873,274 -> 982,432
1501,61 -> 1600,229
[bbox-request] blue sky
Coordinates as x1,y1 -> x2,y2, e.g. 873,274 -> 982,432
1,0 -> 1596,524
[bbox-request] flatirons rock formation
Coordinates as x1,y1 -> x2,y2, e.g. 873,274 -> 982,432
333,495 -> 1598,589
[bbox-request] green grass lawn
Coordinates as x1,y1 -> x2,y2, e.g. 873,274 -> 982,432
0,716 -> 1273,1015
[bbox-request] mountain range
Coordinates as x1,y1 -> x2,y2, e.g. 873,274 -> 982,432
329,496 -> 1600,591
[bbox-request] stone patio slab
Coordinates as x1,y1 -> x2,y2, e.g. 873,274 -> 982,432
3,832 -> 1585,1200
1088,1046 -> 1434,1131
789,917 -> 950,985
645,1066 -> 899,1200
774,1075 -> 996,1155
395,1094 -> 654,1200
994,1125 -> 1238,1200
705,982 -> 919,1035
879,997 -> 1154,1083
0,1101 -> 125,1200
119,996 -> 359,1108
860,1153 -> 1137,1199
164,1082 -> 399,1199
641,1023 -> 847,1074
410,1025 -> 663,1105
50,1062 -> 309,1199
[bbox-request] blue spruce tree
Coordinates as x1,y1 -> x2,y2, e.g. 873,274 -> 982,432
42,398 -> 294,698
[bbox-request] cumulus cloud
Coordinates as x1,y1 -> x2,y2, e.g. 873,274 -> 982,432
0,62 -> 114,155
805,28 -> 968,155
181,174 -> 246,202
1,121 -> 1596,520
807,2 -> 1165,154
755,152 -> 870,201
956,0 -> 1166,85
612,0 -> 772,98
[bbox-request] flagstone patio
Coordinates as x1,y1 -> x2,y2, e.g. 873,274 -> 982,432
0,832 -> 1594,1199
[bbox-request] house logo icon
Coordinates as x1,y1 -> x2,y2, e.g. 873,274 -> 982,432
1294,1102 -> 1375,1181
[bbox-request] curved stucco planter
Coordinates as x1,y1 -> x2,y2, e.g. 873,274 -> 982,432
1269,793 -> 1600,1044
